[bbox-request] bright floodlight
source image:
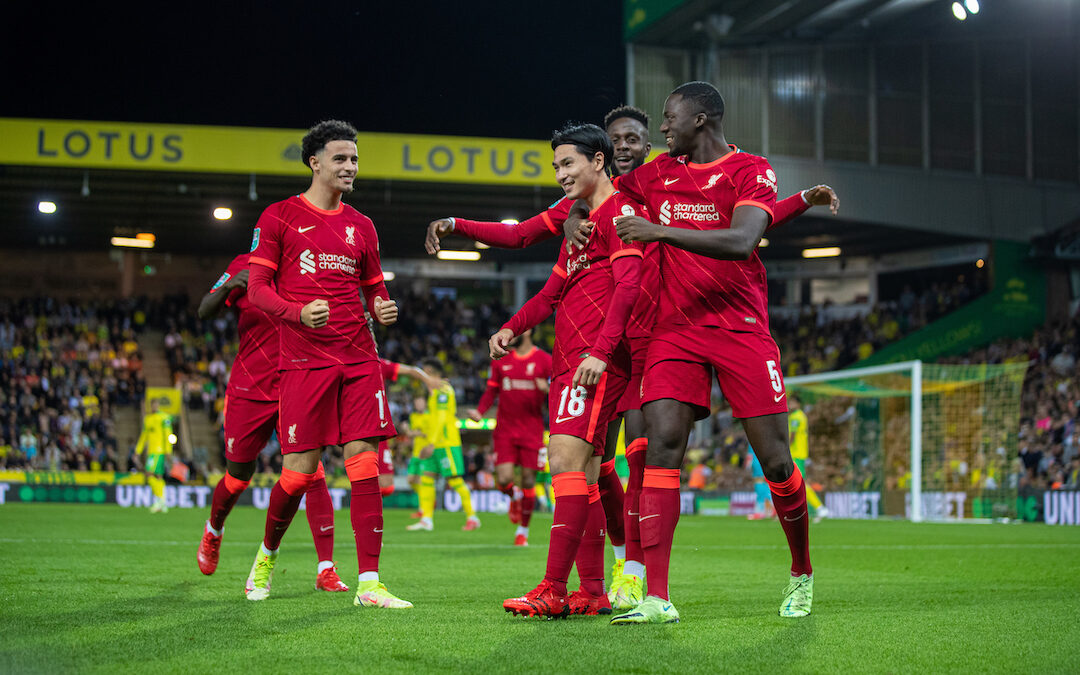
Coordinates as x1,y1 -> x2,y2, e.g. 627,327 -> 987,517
437,250 -> 482,261
976,258 -> 985,268
111,237 -> 155,249
38,201 -> 57,214
802,246 -> 841,259
501,219 -> 519,225
168,434 -> 178,445
213,207 -> 233,221
384,271 -> 396,281
758,237 -> 770,248
475,242 -> 491,249
964,0 -> 979,14
952,2 -> 967,20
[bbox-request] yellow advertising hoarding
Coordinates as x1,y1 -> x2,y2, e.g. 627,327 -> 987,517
0,118 -> 555,187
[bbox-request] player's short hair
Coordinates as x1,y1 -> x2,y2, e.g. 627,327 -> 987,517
671,81 -> 725,121
604,104 -> 650,131
551,122 -> 614,173
300,120 -> 358,170
420,358 -> 444,375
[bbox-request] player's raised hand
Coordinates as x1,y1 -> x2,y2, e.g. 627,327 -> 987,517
489,328 -> 515,359
465,408 -> 483,422
572,355 -> 607,388
803,185 -> 839,215
615,215 -> 664,243
425,218 -> 455,254
373,297 -> 398,325
301,299 -> 329,328
227,269 -> 249,290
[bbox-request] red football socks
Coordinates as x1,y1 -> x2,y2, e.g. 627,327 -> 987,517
305,465 -> 335,563
543,471 -> 589,595
520,492 -> 535,527
639,466 -> 681,600
346,452 -> 382,574
767,464 -> 813,577
263,468 -> 315,550
209,471 -> 249,531
598,460 -> 626,547
575,483 -> 606,596
623,438 -> 647,566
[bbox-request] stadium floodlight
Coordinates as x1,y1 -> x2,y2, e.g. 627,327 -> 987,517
976,258 -> 985,268
475,242 -> 491,249
135,233 -> 156,242
952,2 -> 967,20
383,271 -> 396,281
500,219 -> 519,225
964,0 -> 979,14
168,434 -> 178,444
437,250 -> 481,261
759,237 -> 769,248
802,246 -> 841,258
38,201 -> 57,214
213,207 -> 233,221
111,236 -> 154,249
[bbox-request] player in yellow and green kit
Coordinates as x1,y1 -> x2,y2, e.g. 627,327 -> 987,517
406,395 -> 435,519
789,394 -> 827,522
136,398 -> 174,513
406,359 -> 480,532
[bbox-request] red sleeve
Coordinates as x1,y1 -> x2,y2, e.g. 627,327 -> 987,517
357,217 -> 392,320
590,254 -> 642,364
477,368 -> 499,415
380,358 -> 400,382
769,192 -> 809,231
210,255 -> 246,295
503,264 -> 566,336
247,262 -> 301,324
453,206 -> 566,249
248,205 -> 282,273
733,158 -> 778,225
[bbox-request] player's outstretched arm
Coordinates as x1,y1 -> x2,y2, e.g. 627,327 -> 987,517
770,185 -> 839,230
425,213 -> 560,254
616,206 -> 769,261
198,269 -> 248,320
247,263 -> 309,324
492,271 -> 564,358
475,377 -> 499,417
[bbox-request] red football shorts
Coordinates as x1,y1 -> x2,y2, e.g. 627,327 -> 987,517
641,324 -> 788,420
278,361 -> 397,453
616,335 -> 650,414
378,440 -> 393,475
223,395 -> 278,464
493,431 -> 545,471
549,370 -> 628,455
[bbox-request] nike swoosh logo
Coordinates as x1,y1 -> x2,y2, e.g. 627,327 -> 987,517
380,420 -> 389,428
373,528 -> 383,533
774,392 -> 786,402
662,604 -> 673,611
298,225 -> 316,233
320,525 -> 333,532
627,511 -> 639,516
639,514 -> 659,521
663,178 -> 679,186
784,512 -> 806,522
554,416 -> 577,424
551,524 -> 566,529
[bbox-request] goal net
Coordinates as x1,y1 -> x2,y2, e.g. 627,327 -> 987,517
785,360 -> 1029,522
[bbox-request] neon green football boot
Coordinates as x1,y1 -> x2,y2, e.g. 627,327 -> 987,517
244,548 -> 278,601
779,574 -> 813,618
354,580 -> 414,609
610,595 -> 679,624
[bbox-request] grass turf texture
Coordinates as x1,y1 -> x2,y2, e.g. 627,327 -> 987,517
1,504 -> 1079,673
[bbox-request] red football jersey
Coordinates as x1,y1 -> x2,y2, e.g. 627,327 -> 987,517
546,191 -> 644,377
617,147 -> 777,333
249,194 -> 385,370
209,253 -> 279,401
483,346 -> 552,438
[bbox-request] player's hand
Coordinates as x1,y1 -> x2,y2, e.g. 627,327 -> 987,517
489,329 -> 515,359
615,215 -> 664,243
535,377 -> 550,394
572,355 -> 607,388
373,297 -> 398,325
563,201 -> 595,252
466,408 -> 483,422
803,185 -> 839,215
301,299 -> 330,328
227,269 -> 249,290
420,444 -> 434,459
425,218 -> 455,254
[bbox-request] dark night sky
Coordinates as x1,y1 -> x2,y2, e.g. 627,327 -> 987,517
5,2 -> 626,139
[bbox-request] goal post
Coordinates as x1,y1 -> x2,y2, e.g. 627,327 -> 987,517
785,359 -> 1029,522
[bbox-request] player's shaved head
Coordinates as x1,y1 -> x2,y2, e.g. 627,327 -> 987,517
551,122 -> 614,174
671,81 -> 725,123
301,120 -> 358,170
604,105 -> 649,131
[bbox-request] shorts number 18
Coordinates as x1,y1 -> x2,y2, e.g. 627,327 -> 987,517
557,385 -> 587,418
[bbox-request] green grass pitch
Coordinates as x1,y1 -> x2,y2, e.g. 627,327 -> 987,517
1,503 -> 1079,673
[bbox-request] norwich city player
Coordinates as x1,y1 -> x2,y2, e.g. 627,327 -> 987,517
789,394 -> 828,522
136,398 -> 174,513
406,359 -> 480,532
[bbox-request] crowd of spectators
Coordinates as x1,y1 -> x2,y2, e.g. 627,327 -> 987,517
0,297 -> 149,471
